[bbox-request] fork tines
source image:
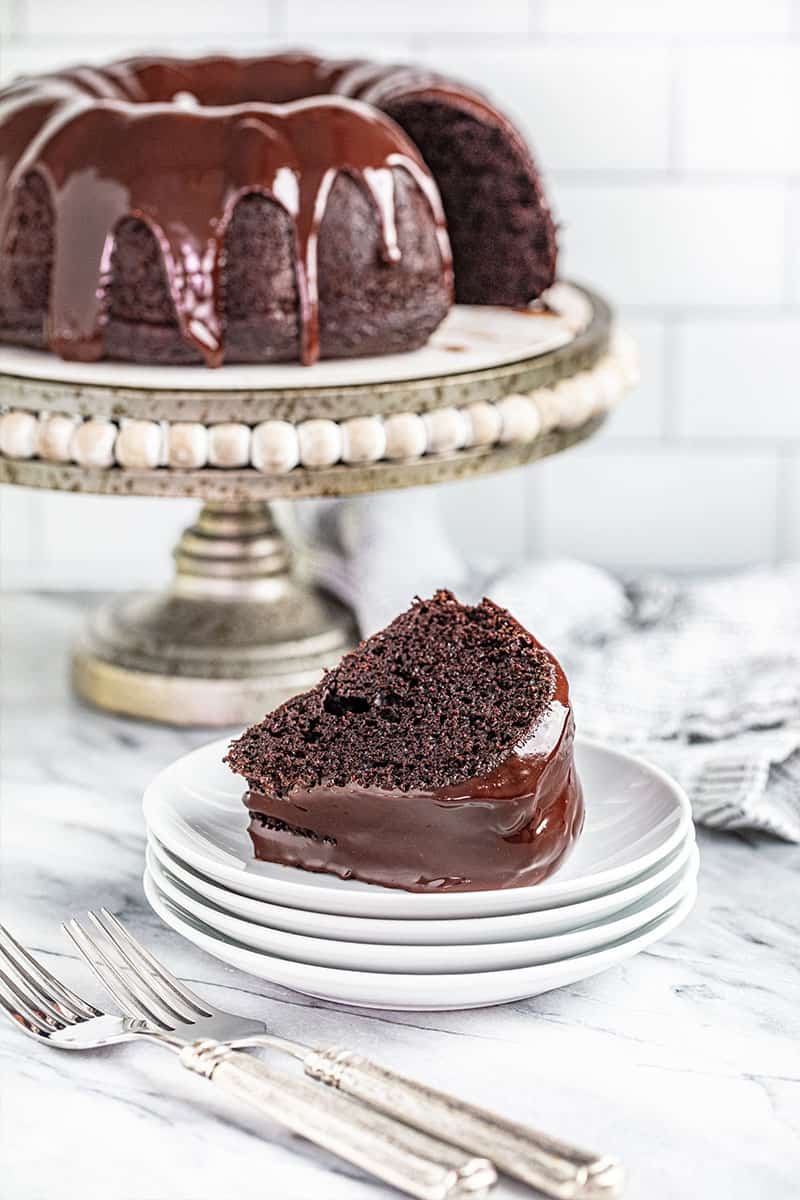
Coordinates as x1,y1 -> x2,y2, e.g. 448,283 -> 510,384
0,923 -> 100,1036
63,909 -> 213,1030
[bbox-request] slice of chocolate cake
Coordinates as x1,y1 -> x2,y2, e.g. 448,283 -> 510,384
226,590 -> 583,893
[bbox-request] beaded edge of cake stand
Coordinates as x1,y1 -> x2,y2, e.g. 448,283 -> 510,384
0,329 -> 637,473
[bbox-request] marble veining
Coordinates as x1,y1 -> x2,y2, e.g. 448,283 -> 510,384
1,593 -> 798,1199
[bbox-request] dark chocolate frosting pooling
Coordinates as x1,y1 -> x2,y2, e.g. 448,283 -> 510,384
245,694 -> 583,894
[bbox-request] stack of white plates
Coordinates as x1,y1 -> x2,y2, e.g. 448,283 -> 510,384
143,737 -> 697,1011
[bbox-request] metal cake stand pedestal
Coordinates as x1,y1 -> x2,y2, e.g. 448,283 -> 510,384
0,283 -> 632,725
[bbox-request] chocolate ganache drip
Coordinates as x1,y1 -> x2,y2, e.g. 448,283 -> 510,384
244,698 -> 584,893
0,55 -> 452,366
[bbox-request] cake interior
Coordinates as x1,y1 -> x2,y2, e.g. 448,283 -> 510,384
227,590 -> 558,796
384,97 -> 557,306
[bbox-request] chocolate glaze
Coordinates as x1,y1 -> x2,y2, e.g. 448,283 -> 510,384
244,674 -> 583,894
0,54 -> 453,366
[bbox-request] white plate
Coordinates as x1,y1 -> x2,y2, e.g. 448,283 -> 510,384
145,843 -> 698,974
143,736 -> 693,919
147,829 -> 696,946
143,870 -> 698,1010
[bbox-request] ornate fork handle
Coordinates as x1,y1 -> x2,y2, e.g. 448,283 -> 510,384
302,1047 -> 624,1199
180,1041 -> 496,1200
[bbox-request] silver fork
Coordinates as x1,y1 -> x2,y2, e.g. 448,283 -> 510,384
0,920 -> 494,1200
65,909 -> 623,1199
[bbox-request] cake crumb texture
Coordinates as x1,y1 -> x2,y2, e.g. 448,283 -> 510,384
227,589 -> 556,795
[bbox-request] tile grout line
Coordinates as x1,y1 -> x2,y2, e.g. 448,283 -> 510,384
550,168 -> 800,185
660,313 -> 680,443
524,32 -> 800,47
274,32 -> 800,48
8,30 -> 800,50
773,449 -> 794,561
784,181 -> 798,304
606,303 -> 800,318
523,455 -> 549,560
545,435 -> 795,453
666,37 -> 685,175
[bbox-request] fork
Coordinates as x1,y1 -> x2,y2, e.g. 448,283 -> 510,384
65,908 -> 623,1199
0,921 -> 494,1200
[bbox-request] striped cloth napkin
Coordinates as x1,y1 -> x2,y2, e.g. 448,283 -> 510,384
289,494 -> 800,842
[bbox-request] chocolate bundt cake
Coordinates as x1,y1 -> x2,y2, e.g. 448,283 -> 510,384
226,590 -> 583,893
0,53 -> 558,367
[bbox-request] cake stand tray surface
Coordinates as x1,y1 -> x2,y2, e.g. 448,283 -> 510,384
0,284 -> 634,725
0,283 -> 614,500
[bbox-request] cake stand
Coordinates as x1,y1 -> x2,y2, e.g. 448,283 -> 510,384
0,282 -> 635,725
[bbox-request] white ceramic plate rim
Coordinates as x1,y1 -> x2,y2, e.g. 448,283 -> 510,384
144,844 -> 699,974
146,826 -> 696,945
143,870 -> 698,1010
143,735 -> 693,919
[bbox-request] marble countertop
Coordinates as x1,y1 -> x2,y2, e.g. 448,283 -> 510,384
1,592 -> 798,1200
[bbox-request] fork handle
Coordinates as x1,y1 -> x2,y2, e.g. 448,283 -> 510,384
180,1041 -> 496,1200
302,1047 -> 624,1200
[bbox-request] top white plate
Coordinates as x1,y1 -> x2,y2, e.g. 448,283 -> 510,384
147,824 -> 695,945
0,285 -> 590,392
143,736 -> 692,920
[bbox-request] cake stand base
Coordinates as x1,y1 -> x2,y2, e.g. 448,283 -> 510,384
71,501 -> 355,726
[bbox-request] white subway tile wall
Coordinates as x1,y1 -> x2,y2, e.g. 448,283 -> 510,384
414,46 -> 674,171
556,182 -> 786,307
1,0 -> 797,586
602,317 -> 666,440
529,445 -> 781,568
675,318 -> 800,440
680,46 -> 800,172
21,1 -> 272,38
284,1 -> 532,36
538,1 -> 794,36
